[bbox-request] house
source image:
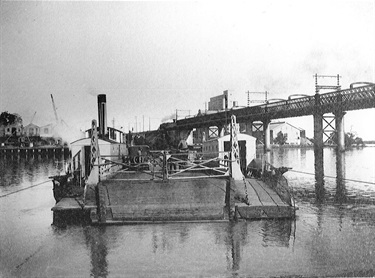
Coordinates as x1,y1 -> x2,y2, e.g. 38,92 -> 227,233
0,123 -> 23,137
270,121 -> 311,145
40,123 -> 55,138
23,123 -> 40,137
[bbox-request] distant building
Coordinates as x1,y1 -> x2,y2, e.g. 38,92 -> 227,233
0,123 -> 23,137
270,121 -> 311,145
23,123 -> 40,137
250,121 -> 312,146
40,124 -> 55,138
208,90 -> 238,111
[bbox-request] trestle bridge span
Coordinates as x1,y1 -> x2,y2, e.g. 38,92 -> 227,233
162,82 -> 375,152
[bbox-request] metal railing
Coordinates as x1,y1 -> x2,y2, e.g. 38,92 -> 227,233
98,150 -> 230,181
164,84 -> 375,130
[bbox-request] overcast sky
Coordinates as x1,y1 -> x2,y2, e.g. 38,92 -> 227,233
1,0 -> 374,140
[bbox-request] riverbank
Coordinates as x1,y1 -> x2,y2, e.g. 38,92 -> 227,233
0,145 -> 70,158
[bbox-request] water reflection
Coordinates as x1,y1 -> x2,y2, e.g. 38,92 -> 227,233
2,148 -> 375,276
78,219 -> 295,276
84,226 -> 109,278
335,151 -> 347,204
261,219 -> 295,248
314,148 -> 325,203
224,222 -> 246,272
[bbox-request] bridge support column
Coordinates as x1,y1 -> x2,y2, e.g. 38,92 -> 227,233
314,112 -> 325,202
314,112 -> 324,152
314,93 -> 324,152
263,119 -> 271,152
335,112 -> 346,152
245,121 -> 253,136
202,127 -> 210,142
218,125 -> 225,137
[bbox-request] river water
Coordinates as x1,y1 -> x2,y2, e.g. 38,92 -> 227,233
1,148 -> 375,277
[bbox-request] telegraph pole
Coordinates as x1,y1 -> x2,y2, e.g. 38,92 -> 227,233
245,91 -> 268,106
314,74 -> 341,93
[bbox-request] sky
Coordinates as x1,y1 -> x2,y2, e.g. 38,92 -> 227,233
1,0 -> 375,142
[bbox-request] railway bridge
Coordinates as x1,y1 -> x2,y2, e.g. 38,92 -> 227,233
161,82 -> 375,152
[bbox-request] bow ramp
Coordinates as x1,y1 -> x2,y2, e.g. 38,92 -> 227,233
233,176 -> 296,220
84,171 -> 229,224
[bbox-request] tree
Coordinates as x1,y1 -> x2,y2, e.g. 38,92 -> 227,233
354,136 -> 365,147
331,131 -> 365,148
0,111 -> 23,126
273,131 -> 288,145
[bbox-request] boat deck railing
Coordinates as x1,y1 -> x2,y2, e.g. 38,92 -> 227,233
99,150 -> 231,181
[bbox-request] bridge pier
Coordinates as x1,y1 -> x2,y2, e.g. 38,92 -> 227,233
314,93 -> 324,151
313,112 -> 324,152
244,121 -> 253,136
263,119 -> 271,152
335,111 -> 346,152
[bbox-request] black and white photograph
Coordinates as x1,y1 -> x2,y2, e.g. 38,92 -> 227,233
1,1 -> 375,277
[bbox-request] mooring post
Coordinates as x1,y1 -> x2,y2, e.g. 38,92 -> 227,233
162,151 -> 168,180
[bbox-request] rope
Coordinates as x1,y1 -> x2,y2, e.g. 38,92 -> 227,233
289,169 -> 375,185
0,180 -> 51,198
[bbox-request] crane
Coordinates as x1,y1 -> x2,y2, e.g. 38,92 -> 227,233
50,94 -> 59,124
30,111 -> 37,124
50,94 -> 69,127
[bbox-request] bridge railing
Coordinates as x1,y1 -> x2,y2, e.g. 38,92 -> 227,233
171,84 -> 375,129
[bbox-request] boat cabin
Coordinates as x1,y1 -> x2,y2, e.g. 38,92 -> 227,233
202,133 -> 256,173
70,137 -> 128,182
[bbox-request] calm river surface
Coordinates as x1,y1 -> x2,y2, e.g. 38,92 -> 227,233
1,148 -> 375,277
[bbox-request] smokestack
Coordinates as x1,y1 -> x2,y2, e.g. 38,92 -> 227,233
97,94 -> 107,137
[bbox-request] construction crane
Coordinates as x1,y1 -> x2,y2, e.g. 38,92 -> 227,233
50,94 -> 69,127
30,111 -> 37,124
50,94 -> 60,124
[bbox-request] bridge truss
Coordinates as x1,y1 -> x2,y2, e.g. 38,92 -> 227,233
163,83 -> 375,132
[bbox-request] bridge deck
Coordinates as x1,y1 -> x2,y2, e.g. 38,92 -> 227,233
163,84 -> 375,130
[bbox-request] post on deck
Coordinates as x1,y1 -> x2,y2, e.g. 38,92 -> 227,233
263,119 -> 271,152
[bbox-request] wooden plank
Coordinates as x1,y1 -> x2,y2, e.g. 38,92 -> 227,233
236,203 -> 294,219
246,178 -> 286,206
235,178 -> 294,220
256,180 -> 286,206
52,198 -> 82,211
248,179 -> 276,205
243,178 -> 263,206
